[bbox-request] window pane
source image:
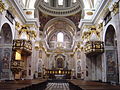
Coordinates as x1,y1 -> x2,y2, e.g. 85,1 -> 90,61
58,0 -> 63,5
57,32 -> 64,42
44,0 -> 48,3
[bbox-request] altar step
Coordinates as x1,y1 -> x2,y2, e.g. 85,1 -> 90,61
45,83 -> 69,90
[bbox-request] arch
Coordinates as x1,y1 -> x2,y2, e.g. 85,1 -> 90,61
0,23 -> 13,80
105,25 -> 116,46
43,17 -> 77,35
45,17 -> 75,49
103,24 -> 117,42
47,30 -> 73,48
0,23 -> 13,44
105,25 -> 119,84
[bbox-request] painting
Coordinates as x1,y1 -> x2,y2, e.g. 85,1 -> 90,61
2,48 -> 11,69
57,58 -> 64,68
106,50 -> 118,83
105,25 -> 115,46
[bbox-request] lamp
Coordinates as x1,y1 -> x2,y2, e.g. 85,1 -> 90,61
59,70 -> 61,74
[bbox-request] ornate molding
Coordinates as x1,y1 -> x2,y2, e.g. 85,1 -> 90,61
82,25 -> 100,41
0,0 -> 5,13
97,22 -> 103,30
15,22 -> 21,30
13,39 -> 32,52
84,41 -> 104,56
109,1 -> 119,15
19,24 -> 37,39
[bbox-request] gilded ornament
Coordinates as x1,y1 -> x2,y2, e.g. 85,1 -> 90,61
82,25 -> 100,41
111,2 -> 119,15
0,0 -> 5,13
86,11 -> 93,15
19,25 -> 37,39
98,23 -> 103,29
15,22 -> 21,30
26,11 -> 32,15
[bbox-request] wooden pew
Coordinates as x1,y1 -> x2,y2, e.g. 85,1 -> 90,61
68,79 -> 120,90
0,79 -> 47,90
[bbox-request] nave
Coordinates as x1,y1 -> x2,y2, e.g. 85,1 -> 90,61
0,0 -> 120,89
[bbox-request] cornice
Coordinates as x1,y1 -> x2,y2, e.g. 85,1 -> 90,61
79,0 -> 110,29
9,0 -> 39,27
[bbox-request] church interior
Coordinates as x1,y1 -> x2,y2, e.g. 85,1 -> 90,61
0,0 -> 120,90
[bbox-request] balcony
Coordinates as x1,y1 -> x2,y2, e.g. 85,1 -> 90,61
85,41 -> 104,56
13,39 -> 32,53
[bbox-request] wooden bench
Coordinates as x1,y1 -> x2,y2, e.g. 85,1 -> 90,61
0,79 -> 47,90
68,79 -> 120,90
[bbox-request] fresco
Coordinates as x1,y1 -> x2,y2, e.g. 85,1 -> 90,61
106,50 -> 118,83
0,23 -> 12,80
0,48 -> 12,79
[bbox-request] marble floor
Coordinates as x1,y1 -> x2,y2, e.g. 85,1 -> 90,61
45,83 -> 70,90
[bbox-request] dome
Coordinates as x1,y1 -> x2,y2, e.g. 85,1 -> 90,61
35,0 -> 84,16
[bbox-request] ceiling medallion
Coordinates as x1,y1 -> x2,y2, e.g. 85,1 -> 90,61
86,11 -> 93,15
26,11 -> 32,15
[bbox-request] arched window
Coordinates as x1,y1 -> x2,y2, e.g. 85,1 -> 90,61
57,32 -> 64,42
44,0 -> 48,3
58,0 -> 63,5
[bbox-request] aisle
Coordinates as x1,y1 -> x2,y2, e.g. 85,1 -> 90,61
45,83 -> 70,90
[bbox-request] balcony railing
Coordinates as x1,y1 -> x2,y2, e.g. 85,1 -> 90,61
85,41 -> 104,56
13,39 -> 32,52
